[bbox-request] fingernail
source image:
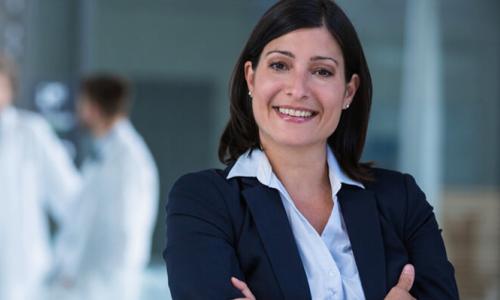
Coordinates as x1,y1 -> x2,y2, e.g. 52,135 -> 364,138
403,265 -> 413,274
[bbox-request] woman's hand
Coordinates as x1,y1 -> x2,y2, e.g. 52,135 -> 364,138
385,264 -> 416,300
231,277 -> 256,300
231,264 -> 416,300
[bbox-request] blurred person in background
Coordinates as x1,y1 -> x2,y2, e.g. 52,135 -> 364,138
53,74 -> 159,300
0,54 -> 81,300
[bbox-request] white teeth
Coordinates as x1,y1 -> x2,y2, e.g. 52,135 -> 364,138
278,107 -> 313,118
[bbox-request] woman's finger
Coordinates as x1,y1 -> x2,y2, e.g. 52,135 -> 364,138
231,277 -> 256,300
396,264 -> 415,292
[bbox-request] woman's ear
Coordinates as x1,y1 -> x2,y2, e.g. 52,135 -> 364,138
244,61 -> 255,94
343,73 -> 360,108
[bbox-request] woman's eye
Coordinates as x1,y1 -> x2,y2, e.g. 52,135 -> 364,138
269,62 -> 288,71
314,68 -> 333,77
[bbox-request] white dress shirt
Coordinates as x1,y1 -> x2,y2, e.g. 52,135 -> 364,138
0,106 -> 81,300
227,146 -> 366,300
55,119 -> 159,300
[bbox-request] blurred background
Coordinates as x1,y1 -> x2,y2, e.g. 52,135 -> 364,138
1,0 -> 498,299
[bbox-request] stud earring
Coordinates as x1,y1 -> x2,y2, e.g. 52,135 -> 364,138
344,104 -> 350,110
248,91 -> 253,99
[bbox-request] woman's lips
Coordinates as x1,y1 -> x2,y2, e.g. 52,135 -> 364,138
272,106 -> 318,123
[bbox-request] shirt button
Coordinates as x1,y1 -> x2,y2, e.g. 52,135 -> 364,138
328,270 -> 335,277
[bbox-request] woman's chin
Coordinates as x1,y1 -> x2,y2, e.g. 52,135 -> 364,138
263,136 -> 325,150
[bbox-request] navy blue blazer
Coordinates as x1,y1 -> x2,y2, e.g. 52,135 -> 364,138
164,166 -> 459,300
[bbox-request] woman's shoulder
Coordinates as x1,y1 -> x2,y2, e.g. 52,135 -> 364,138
171,167 -> 233,192
167,166 -> 240,214
365,167 -> 422,197
364,167 -> 431,227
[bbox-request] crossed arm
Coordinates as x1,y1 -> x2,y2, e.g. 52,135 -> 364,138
165,172 -> 459,299
231,264 -> 418,300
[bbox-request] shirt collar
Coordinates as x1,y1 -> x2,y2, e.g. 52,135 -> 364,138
227,146 -> 365,190
325,145 -> 365,189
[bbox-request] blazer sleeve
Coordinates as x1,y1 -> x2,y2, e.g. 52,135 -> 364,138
164,171 -> 245,300
403,174 -> 460,299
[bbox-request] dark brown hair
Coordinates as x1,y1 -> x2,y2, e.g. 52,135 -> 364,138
219,0 -> 373,182
80,74 -> 130,118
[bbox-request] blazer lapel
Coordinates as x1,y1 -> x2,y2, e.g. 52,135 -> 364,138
338,186 -> 387,300
241,178 -> 311,300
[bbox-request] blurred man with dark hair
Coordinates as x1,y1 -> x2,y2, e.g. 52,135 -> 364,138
54,74 -> 159,300
78,75 -> 131,137
0,54 -> 81,300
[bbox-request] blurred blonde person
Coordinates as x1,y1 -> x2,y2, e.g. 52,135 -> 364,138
0,55 -> 81,300
54,74 -> 159,300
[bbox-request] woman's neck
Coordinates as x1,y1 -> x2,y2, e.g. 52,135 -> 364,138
262,141 -> 331,200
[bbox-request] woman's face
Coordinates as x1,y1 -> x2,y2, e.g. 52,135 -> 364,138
244,26 -> 359,150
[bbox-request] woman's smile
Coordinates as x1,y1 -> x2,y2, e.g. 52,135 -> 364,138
273,105 -> 319,123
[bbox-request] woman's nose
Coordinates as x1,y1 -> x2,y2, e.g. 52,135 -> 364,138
285,69 -> 310,101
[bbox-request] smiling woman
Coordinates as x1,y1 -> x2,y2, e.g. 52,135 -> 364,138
243,26 -> 359,161
163,1 -> 459,299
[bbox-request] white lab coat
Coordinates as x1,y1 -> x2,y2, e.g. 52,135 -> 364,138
55,119 -> 159,300
0,106 -> 81,300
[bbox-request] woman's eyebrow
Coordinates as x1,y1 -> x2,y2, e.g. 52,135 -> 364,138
311,56 -> 339,65
265,50 -> 294,58
265,50 -> 338,66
